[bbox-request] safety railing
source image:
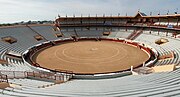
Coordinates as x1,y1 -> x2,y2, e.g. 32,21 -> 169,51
0,70 -> 73,83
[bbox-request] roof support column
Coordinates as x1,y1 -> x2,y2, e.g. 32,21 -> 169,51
167,17 -> 169,26
177,18 -> 179,27
158,18 -> 160,26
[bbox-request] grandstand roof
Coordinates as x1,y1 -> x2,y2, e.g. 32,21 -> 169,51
56,11 -> 180,20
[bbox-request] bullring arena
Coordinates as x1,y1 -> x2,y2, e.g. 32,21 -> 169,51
0,11 -> 180,97
34,40 -> 149,74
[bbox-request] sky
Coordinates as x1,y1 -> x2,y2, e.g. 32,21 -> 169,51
0,0 -> 179,23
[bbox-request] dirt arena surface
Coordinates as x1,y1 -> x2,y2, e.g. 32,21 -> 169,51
34,40 -> 149,74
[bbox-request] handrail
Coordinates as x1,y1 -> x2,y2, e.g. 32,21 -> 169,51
0,70 -> 72,82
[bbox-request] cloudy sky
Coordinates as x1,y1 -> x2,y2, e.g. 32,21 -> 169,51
0,0 -> 179,23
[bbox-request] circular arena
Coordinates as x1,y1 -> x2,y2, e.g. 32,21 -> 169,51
0,11 -> 180,97
34,40 -> 149,74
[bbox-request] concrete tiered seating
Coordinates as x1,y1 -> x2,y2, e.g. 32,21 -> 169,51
29,25 -> 60,41
114,31 -> 132,38
135,31 -> 180,66
0,69 -> 179,96
0,25 -> 180,96
0,26 -> 44,52
76,30 -> 102,37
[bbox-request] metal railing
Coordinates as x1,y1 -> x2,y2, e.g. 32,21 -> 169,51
0,70 -> 73,83
27,71 -> 67,81
0,71 -> 27,79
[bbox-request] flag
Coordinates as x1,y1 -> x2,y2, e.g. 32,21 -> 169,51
175,8 -> 178,14
150,12 -> 152,16
167,10 -> 169,15
58,14 -> 60,18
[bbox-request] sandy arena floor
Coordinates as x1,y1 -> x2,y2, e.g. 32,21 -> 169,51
34,40 -> 149,74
